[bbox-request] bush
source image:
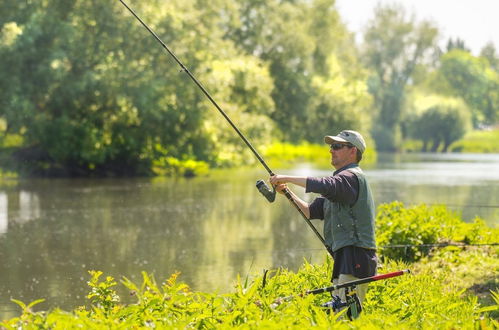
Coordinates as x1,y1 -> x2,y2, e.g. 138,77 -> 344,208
404,93 -> 472,152
376,201 -> 498,261
408,104 -> 471,152
152,156 -> 209,177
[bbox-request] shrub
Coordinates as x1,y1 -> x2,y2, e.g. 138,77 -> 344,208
376,201 -> 498,261
152,156 -> 209,177
408,104 -> 471,152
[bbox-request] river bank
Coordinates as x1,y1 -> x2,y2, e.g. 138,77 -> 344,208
1,129 -> 498,178
2,203 -> 498,328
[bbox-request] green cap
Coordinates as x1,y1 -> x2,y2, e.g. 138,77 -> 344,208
324,130 -> 366,153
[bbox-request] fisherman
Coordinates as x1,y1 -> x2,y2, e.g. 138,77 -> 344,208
119,0 -> 377,309
269,130 -> 377,306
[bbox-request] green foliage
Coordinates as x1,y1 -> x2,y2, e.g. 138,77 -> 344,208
86,270 -> 120,315
305,56 -> 373,141
262,141 -> 377,169
362,257 -> 499,329
480,42 -> 499,73
226,0 -> 371,143
445,37 -> 471,53
0,1 -> 278,176
405,93 -> 472,152
152,156 -> 209,177
1,0 -> 498,176
0,0 -> 375,177
449,129 -> 499,153
3,249 -> 498,329
436,50 -> 499,125
376,202 -> 498,262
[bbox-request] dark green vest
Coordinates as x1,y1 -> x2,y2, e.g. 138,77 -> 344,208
322,164 -> 376,252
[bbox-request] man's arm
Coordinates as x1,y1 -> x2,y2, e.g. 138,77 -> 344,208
306,172 -> 359,205
270,172 -> 359,205
269,175 -> 307,188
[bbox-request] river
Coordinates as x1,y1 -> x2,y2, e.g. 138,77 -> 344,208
0,152 -> 498,319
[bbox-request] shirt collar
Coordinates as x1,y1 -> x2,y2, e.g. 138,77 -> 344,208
333,163 -> 358,176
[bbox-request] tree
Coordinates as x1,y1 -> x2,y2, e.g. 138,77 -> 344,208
226,0 -> 371,142
362,4 -> 438,151
437,50 -> 499,125
480,42 -> 499,73
446,37 -> 470,53
409,105 -> 471,152
0,0 -> 276,175
405,93 -> 471,152
304,55 -> 372,141
0,0 -> 375,176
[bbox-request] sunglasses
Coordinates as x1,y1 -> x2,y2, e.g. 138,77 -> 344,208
330,143 -> 354,150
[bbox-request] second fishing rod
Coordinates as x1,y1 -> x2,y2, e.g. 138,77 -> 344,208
119,0 -> 333,258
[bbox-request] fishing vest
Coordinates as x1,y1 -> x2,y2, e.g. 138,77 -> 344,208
323,165 -> 376,252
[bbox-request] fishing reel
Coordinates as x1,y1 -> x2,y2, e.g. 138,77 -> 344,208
321,286 -> 362,320
256,180 -> 276,203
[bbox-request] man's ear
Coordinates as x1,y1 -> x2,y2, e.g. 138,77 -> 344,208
350,147 -> 358,159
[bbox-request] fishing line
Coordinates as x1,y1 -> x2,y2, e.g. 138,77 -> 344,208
408,203 -> 499,209
248,242 -> 499,255
379,242 -> 499,249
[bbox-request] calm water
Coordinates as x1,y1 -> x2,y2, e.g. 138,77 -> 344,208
0,153 -> 498,319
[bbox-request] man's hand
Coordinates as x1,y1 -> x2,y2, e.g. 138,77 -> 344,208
269,175 -> 311,219
270,174 -> 307,188
274,183 -> 288,195
269,175 -> 287,186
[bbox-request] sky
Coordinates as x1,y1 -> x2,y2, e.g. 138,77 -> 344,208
335,0 -> 499,55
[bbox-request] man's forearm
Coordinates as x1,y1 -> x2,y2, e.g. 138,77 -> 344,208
284,188 -> 310,218
270,175 -> 307,188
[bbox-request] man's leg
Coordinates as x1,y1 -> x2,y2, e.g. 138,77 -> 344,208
333,273 -> 368,304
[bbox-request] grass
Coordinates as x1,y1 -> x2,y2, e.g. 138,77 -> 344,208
449,129 -> 499,153
403,129 -> 499,153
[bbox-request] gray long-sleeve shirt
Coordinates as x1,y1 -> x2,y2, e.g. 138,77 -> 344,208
306,165 -> 360,219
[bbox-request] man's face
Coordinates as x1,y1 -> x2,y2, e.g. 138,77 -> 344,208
329,143 -> 356,169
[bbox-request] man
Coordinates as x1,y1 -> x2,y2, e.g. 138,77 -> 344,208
269,130 -> 377,305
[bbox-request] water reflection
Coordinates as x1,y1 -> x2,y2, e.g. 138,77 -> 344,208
19,191 -> 41,224
0,153 -> 498,320
0,194 -> 7,234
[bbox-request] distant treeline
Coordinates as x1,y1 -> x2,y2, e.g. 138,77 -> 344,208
0,0 -> 497,176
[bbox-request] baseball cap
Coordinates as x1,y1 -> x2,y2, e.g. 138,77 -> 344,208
324,130 -> 366,153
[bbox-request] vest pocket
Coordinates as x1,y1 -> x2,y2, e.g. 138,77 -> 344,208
335,204 -> 354,235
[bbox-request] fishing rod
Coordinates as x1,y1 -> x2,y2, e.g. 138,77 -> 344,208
273,269 -> 411,320
306,269 -> 410,295
118,0 -> 332,257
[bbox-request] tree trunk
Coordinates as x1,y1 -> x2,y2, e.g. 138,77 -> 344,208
430,139 -> 440,152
